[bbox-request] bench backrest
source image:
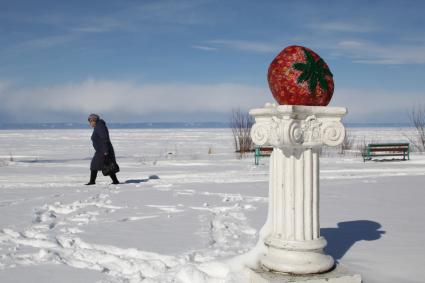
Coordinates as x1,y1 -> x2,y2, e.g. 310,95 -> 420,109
256,147 -> 273,155
367,143 -> 409,152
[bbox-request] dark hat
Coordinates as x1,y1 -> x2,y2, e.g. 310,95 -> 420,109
88,113 -> 100,122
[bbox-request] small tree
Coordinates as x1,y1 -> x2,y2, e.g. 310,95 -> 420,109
408,105 -> 425,152
231,109 -> 254,157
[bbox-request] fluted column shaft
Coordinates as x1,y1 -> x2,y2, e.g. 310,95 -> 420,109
270,148 -> 319,242
250,104 -> 347,275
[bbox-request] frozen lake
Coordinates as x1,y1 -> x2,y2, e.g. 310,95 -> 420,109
0,128 -> 424,283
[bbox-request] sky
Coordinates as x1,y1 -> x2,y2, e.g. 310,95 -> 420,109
0,0 -> 424,123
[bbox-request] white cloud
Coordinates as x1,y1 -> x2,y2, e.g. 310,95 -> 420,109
298,37 -> 425,65
203,36 -> 425,65
2,79 -> 423,123
191,45 -> 217,51
0,79 -> 269,122
334,40 -> 425,64
0,80 -> 10,92
331,87 -> 424,122
19,34 -> 79,49
207,40 -> 280,53
312,21 -> 378,33
71,18 -> 128,33
337,40 -> 365,49
133,0 -> 214,25
300,17 -> 425,65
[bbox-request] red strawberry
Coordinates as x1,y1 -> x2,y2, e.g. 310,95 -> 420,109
267,45 -> 334,106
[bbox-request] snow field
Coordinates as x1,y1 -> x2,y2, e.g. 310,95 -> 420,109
0,128 -> 424,283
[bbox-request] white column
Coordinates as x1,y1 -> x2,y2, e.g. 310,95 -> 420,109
250,104 -> 347,275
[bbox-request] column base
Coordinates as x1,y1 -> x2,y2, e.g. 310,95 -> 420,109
250,264 -> 362,283
261,237 -> 334,274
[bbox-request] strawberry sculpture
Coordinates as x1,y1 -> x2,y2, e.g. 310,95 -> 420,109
268,45 -> 334,106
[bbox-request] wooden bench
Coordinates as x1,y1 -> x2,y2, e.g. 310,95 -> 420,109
362,143 -> 410,162
255,146 -> 273,165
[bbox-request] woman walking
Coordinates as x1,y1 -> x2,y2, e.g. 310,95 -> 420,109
86,114 -> 120,185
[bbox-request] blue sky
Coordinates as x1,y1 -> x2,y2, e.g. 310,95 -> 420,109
0,0 -> 424,123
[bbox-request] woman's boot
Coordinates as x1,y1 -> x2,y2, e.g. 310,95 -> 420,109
85,170 -> 97,185
110,173 -> 120,185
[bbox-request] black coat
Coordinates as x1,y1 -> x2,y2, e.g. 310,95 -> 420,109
90,119 -> 116,171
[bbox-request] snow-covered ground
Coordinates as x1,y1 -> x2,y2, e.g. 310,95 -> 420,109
0,128 -> 424,283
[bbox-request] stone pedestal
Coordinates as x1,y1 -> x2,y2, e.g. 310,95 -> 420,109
250,104 -> 347,275
249,265 -> 361,283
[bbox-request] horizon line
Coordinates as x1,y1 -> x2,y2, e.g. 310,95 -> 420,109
0,121 -> 414,130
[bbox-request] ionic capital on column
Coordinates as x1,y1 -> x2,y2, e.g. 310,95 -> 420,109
250,104 -> 347,149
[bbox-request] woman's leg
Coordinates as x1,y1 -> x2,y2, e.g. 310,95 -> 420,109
86,170 -> 98,185
110,173 -> 119,184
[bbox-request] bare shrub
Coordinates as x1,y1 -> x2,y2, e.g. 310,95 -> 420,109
318,147 -> 328,157
231,109 -> 254,157
355,137 -> 367,157
355,137 -> 381,157
0,153 -> 14,166
339,130 -> 354,155
408,106 -> 425,152
319,129 -> 355,157
0,158 -> 9,167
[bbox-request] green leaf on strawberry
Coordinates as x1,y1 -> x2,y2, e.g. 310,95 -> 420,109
293,48 -> 333,93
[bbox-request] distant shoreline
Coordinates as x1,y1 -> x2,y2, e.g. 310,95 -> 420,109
0,122 -> 414,130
